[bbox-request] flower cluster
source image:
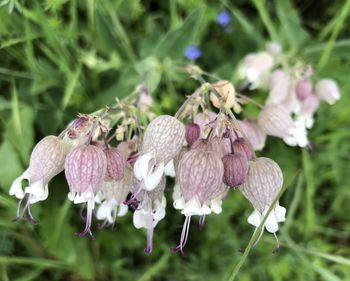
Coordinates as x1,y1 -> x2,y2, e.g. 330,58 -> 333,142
9,43 -> 340,254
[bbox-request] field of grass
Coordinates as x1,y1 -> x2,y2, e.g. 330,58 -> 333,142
0,1 -> 350,280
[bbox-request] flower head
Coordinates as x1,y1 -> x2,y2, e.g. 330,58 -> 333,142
222,153 -> 248,187
239,157 -> 286,250
216,10 -> 231,27
10,135 -> 70,223
238,119 -> 267,151
133,175 -> 167,254
184,45 -> 202,61
315,79 -> 341,105
65,144 -> 107,239
172,148 -> 224,254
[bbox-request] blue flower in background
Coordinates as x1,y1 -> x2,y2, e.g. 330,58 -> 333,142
217,10 -> 231,27
184,45 -> 202,61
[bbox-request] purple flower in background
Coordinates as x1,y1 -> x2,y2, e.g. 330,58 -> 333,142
217,10 -> 231,27
184,45 -> 202,61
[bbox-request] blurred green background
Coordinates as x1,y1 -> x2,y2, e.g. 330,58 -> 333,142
0,0 -> 350,280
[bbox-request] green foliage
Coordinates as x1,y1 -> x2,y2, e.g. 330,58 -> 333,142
0,0 -> 350,280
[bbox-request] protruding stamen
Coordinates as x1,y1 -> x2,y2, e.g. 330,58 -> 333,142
171,216 -> 192,256
272,232 -> 280,254
76,199 -> 95,240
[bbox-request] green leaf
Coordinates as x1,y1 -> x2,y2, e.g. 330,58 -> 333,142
135,56 -> 161,93
276,0 -> 310,50
0,140 -> 23,190
153,6 -> 205,59
4,104 -> 35,164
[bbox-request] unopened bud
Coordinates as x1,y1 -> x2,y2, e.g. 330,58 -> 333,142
296,79 -> 312,101
315,79 -> 340,105
104,148 -> 126,181
210,80 -> 238,110
222,153 -> 248,187
233,138 -> 254,161
185,123 -> 200,146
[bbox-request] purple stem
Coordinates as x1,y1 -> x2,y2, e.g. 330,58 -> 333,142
199,215 -> 206,231
144,214 -> 154,254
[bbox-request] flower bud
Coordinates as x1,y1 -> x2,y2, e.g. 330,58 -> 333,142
315,79 -> 340,105
232,138 -> 254,161
193,111 -> 216,137
258,104 -> 295,138
210,80 -> 239,110
142,115 -> 185,164
222,153 -> 248,187
185,123 -> 200,146
296,79 -> 312,101
104,148 -> 126,181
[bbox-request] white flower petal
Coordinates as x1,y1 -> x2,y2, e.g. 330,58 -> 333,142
164,160 -> 176,177
263,206 -> 279,233
134,153 -> 153,181
133,209 -> 147,229
9,173 -> 27,199
144,162 -> 164,191
247,209 -> 262,228
117,203 -> 128,217
274,204 -> 286,222
210,199 -> 223,214
173,197 -> 185,210
181,197 -> 203,216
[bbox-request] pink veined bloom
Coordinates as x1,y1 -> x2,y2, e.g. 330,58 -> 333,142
296,79 -> 313,101
239,157 -> 286,250
65,144 -> 107,239
298,94 -> 320,129
172,149 -> 224,254
9,135 -> 70,223
258,104 -> 309,147
237,119 -> 267,151
222,153 -> 248,187
95,166 -> 133,228
315,79 -> 341,105
185,123 -> 201,146
62,115 -> 95,146
133,176 -> 167,254
131,115 -> 185,199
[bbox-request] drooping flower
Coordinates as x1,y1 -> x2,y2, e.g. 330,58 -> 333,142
315,79 -> 341,105
232,137 -> 254,161
133,175 -> 167,254
132,115 -> 185,197
216,10 -> 231,27
95,166 -> 133,228
10,135 -> 70,223
104,148 -> 126,181
267,70 -> 291,104
239,52 -> 274,89
239,157 -> 286,250
238,119 -> 267,151
173,149 -> 224,254
65,144 -> 107,239
184,45 -> 202,61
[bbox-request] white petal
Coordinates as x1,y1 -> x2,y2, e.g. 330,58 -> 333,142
144,162 -> 164,191
210,199 -> 223,214
201,203 -> 212,215
94,190 -> 104,204
96,201 -> 115,223
25,179 -> 46,198
181,197 -> 202,216
133,209 -> 147,229
247,209 -> 262,227
68,192 -> 76,201
134,153 -> 153,181
73,191 -> 94,204
9,173 -> 27,199
117,203 -> 128,217
173,197 -> 185,210
29,184 -> 48,204
164,160 -> 176,177
274,204 -> 286,222
263,207 -> 279,233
